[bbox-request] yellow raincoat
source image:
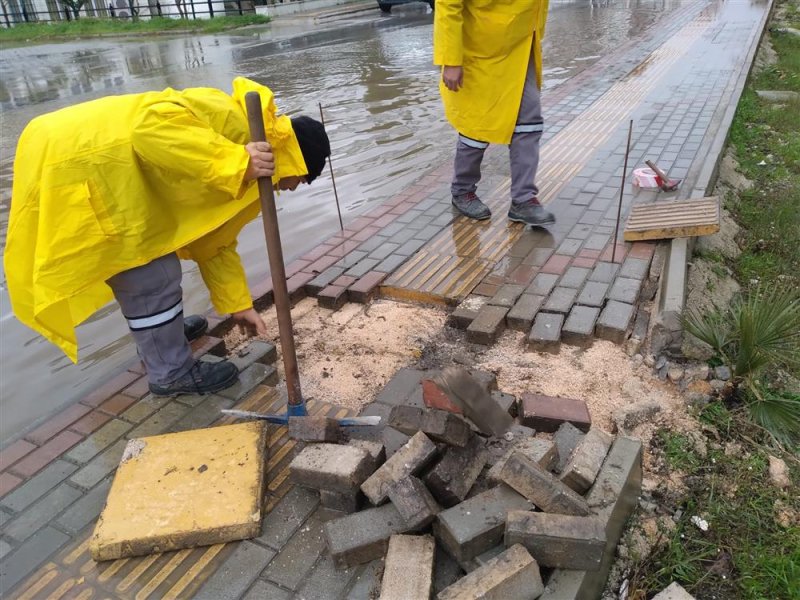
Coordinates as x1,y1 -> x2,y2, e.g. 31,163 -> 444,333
4,77 -> 307,363
434,0 -> 549,145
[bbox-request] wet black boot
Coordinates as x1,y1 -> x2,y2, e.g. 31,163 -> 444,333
452,192 -> 491,220
149,360 -> 238,397
508,198 -> 556,226
183,315 -> 208,342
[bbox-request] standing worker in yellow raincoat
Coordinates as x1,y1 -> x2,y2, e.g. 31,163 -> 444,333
434,0 -> 555,226
5,77 -> 330,397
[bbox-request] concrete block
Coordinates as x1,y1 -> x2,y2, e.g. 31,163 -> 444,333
507,294 -> 545,332
437,544 -> 544,600
488,284 -> 526,308
562,305 -> 601,348
544,287 -> 579,314
289,416 -> 341,442
466,305 -> 509,345
425,435 -> 488,507
229,340 -> 277,371
433,545 -> 465,595
560,266 -> 591,289
499,452 -> 590,516
520,393 -> 591,433
434,485 -> 533,563
318,284 -> 349,309
613,400 -> 662,432
527,272 -> 560,296
344,559 -> 384,600
589,262 -> 619,283
608,277 -> 643,304
387,476 -> 441,529
380,535 -> 435,600
290,443 -> 372,493
595,300 -> 635,344
382,427 -> 412,459
528,312 -> 563,354
320,489 -> 362,513
505,511 -> 606,570
449,295 -> 489,330
577,281 -> 609,307
553,422 -> 586,473
376,368 -> 426,406
193,541 -> 276,600
487,438 -> 557,484
387,406 -> 471,447
492,391 -> 518,417
348,439 -> 386,473
361,432 -> 438,505
429,368 -> 513,437
652,582 -> 696,600
90,421 -> 267,561
561,428 -> 614,494
324,503 -> 412,569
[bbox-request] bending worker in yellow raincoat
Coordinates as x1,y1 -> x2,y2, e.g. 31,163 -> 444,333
434,0 -> 555,226
5,77 -> 330,397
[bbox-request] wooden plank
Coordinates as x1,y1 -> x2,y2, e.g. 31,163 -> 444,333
624,197 -> 720,241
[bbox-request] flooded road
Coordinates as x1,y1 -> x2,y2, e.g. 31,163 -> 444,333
0,0 -> 689,441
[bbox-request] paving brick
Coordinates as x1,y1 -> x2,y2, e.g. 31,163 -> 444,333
344,559 -> 384,599
4,482 -> 82,541
466,305 -> 508,345
499,452 -> 590,516
386,476 -> 440,529
528,312 -> 563,353
487,438 -> 558,484
120,376 -> 151,400
428,368 -> 511,437
448,295 -> 489,329
522,247 -> 554,267
422,378 -> 462,414
491,391 -> 517,418
380,535 -> 435,600
576,281 -> 609,307
382,427 -> 412,459
170,394 -> 233,431
1,460 -> 77,513
613,400 -> 662,432
438,544 -> 543,600
0,526 -> 71,593
126,401 -> 190,439
348,439 -> 386,473
425,435 -> 488,507
69,439 -> 126,491
562,305 -> 601,348
541,254 -> 571,275
557,238 -> 584,256
595,300 -> 635,343
68,410 -> 113,436
376,253 -> 410,274
80,370 -> 141,407
473,282 -> 500,297
229,340 -> 277,371
507,264 -> 538,286
387,406 -> 471,447
243,581 -> 291,600
320,488 -> 363,513
218,363 -> 274,402
361,432 -> 438,505
375,368 -> 426,406
652,582 -> 696,600
290,444 -> 372,493
560,266 -> 591,289
297,552 -> 360,598
589,261 -> 620,283
65,418 -> 132,464
0,472 -> 22,497
10,431 -> 83,479
434,485 -> 533,563
619,256 -> 650,279
289,416 -> 341,442
433,545 -> 465,595
193,540 -> 276,600
506,294 -> 545,332
543,286 -> 578,314
0,439 -> 37,471
324,503 -> 412,568
608,276 -> 643,304
55,477 -> 113,534
488,284 -> 526,308
287,272 -> 314,303
628,242 -> 656,260
262,512 -> 327,590
572,256 -> 597,269
520,393 -> 591,433
505,511 -> 606,570
554,422 -> 586,474
0,539 -> 11,560
24,403 -> 92,445
348,271 -> 387,303
256,486 -> 320,550
120,395 -> 170,423
526,272 -> 560,296
561,428 -> 614,494
307,266 -> 347,295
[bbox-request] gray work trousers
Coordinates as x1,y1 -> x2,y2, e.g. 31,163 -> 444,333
106,253 -> 194,386
451,58 -> 543,205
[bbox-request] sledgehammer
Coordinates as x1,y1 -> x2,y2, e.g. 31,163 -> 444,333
645,160 -> 681,192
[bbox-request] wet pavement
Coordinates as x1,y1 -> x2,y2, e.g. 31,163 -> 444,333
0,0 -> 691,441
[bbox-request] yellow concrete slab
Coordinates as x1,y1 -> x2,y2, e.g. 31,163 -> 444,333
624,197 -> 720,241
90,421 -> 268,561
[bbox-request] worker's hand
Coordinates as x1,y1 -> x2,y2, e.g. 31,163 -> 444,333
244,142 -> 275,182
232,308 -> 268,337
442,66 -> 463,92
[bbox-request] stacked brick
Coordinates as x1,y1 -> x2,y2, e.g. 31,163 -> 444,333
287,368 -> 643,598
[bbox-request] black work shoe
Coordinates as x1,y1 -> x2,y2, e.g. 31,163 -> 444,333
508,198 -> 556,226
149,360 -> 238,397
452,192 -> 491,220
184,315 -> 208,342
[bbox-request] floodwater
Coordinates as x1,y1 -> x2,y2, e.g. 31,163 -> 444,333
0,0 -> 689,441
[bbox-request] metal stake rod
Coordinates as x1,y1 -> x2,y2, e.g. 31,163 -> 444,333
318,102 -> 344,232
612,120 -> 634,264
245,92 -> 305,415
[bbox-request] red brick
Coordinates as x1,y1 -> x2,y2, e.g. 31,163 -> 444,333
127,360 -> 147,376
351,226 -> 380,242
628,242 -> 656,260
578,249 -> 602,259
600,243 -> 627,263
81,370 -> 141,407
373,214 -> 396,227
0,439 -> 37,471
303,244 -> 335,262
389,206 -> 409,216
318,285 -> 349,310
422,379 -> 462,414
286,259 -> 311,278
0,472 -> 23,497
308,254 -> 340,274
120,376 -> 150,400
540,254 -> 572,275
348,271 -> 386,303
191,335 -> 224,358
507,265 -> 538,286
572,257 -> 597,269
327,244 -> 348,258
98,394 -> 138,416
519,393 -> 591,433
473,283 -> 500,297
69,411 -> 113,435
25,403 -> 92,445
368,203 -> 393,218
350,216 -> 374,231
287,272 -> 315,302
333,275 -> 358,288
10,431 -> 83,478
251,278 -> 274,309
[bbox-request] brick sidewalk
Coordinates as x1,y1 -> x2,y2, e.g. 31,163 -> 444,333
0,0 -> 772,596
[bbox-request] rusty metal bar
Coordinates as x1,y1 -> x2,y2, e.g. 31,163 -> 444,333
612,120 -> 634,264
318,102 -> 344,232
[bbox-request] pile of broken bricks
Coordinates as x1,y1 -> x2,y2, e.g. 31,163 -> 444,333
287,368 -> 643,598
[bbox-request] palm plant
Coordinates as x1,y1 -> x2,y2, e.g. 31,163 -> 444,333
682,284 -> 800,442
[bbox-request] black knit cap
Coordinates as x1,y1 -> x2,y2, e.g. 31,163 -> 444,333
291,116 -> 330,184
